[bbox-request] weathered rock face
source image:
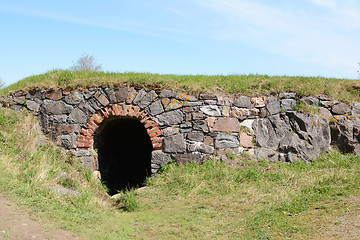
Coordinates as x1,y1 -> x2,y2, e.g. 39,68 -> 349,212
253,112 -> 331,162
330,116 -> 360,155
2,86 -> 360,173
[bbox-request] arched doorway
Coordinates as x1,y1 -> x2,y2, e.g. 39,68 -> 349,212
94,116 -> 153,195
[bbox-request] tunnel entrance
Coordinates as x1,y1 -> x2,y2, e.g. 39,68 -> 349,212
94,116 -> 153,195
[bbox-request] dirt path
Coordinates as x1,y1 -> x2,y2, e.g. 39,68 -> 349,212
0,194 -> 80,240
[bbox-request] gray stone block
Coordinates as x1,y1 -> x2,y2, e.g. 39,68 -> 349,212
64,92 -> 84,105
266,100 -> 281,115
332,103 -> 350,115
138,90 -> 157,109
279,92 -> 296,99
159,89 -> 177,98
146,100 -> 164,116
104,88 -> 117,103
157,110 -> 184,126
68,108 -> 87,124
281,99 -> 296,111
187,132 -> 204,142
233,96 -> 251,108
93,90 -> 110,107
77,156 -> 94,170
301,97 -> 319,107
163,134 -> 186,153
151,151 -> 172,166
215,133 -> 239,149
42,100 -> 73,115
26,100 -> 40,112
53,114 -> 68,123
200,105 -> 221,116
187,142 -> 214,154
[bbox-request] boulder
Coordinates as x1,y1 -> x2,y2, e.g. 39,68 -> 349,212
253,112 -> 330,162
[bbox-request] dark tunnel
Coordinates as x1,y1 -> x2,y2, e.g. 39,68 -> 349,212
94,116 -> 153,195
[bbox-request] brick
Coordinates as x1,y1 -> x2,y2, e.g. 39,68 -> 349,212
151,137 -> 163,144
128,105 -> 135,116
150,136 -> 161,142
124,105 -> 131,116
140,116 -> 149,123
153,143 -> 163,150
114,104 -> 121,115
80,128 -> 90,136
135,111 -> 142,118
87,120 -> 98,130
144,120 -> 156,129
147,127 -> 161,138
100,108 -> 108,118
111,105 -> 118,115
115,104 -> 124,115
140,111 -> 147,118
92,113 -> 103,124
133,105 -> 140,113
107,106 -> 114,116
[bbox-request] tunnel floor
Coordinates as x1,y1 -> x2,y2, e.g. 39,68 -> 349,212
94,116 -> 153,195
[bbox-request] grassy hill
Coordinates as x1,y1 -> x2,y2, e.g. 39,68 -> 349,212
1,70 -> 360,103
1,107 -> 360,239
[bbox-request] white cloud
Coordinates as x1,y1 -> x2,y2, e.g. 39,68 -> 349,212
195,0 -> 360,77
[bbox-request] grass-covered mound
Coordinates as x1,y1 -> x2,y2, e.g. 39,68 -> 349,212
1,108 -> 360,239
1,70 -> 360,103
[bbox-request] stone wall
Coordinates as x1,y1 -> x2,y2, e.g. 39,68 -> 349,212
1,86 -> 360,173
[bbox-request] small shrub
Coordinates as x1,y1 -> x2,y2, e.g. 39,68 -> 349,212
226,151 -> 236,160
117,189 -> 139,212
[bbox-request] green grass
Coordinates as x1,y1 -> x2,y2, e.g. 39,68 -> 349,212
1,69 -> 360,103
1,108 -> 360,239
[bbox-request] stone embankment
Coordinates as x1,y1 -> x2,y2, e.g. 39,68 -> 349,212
1,87 -> 360,173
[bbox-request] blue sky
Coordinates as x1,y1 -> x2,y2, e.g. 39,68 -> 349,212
0,0 -> 359,86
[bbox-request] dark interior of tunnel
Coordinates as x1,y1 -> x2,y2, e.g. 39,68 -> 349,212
94,116 -> 153,195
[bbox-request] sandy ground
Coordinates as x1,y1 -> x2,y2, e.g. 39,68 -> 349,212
0,194 -> 80,240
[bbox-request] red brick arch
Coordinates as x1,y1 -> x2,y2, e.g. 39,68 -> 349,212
77,103 -> 163,151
